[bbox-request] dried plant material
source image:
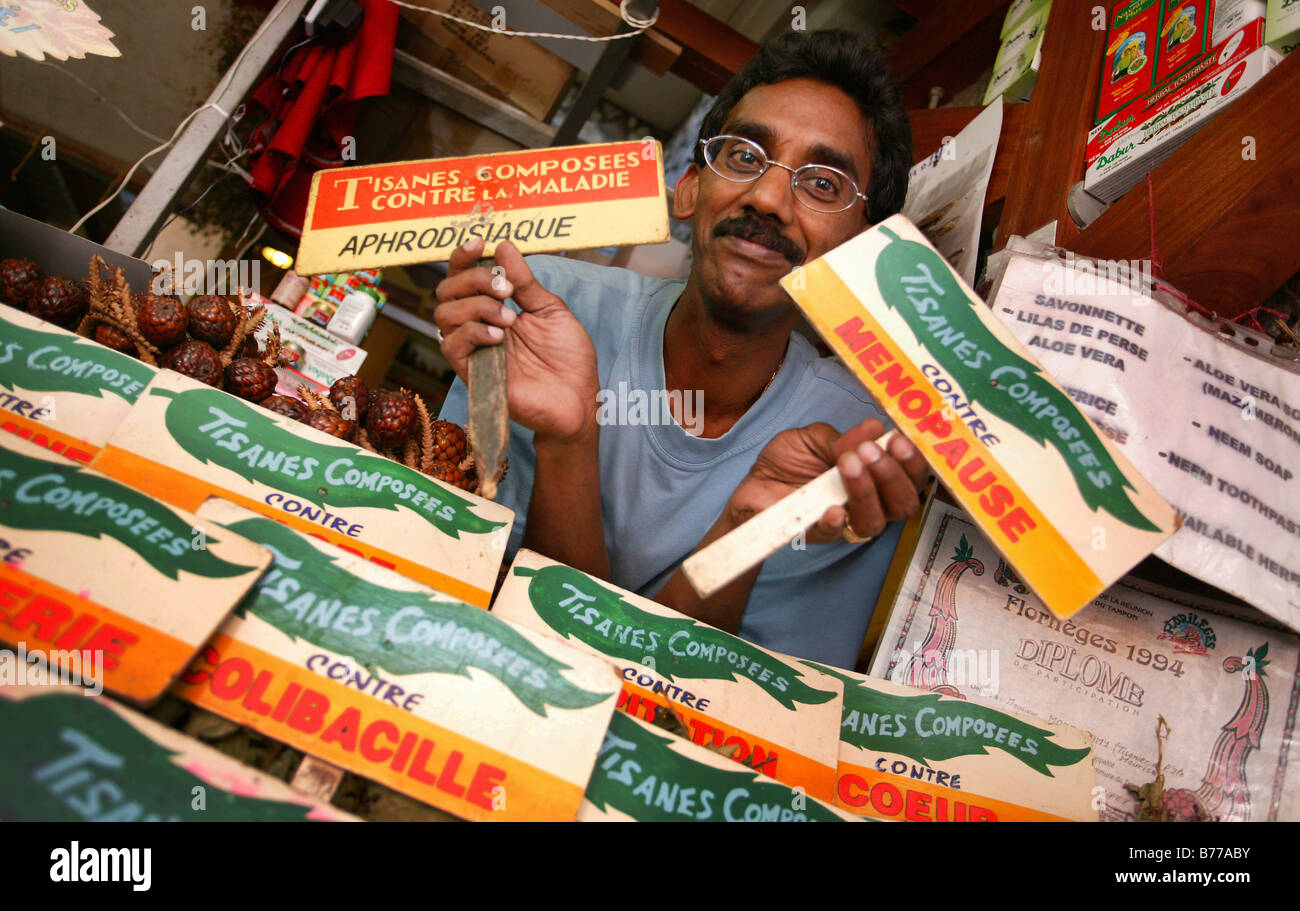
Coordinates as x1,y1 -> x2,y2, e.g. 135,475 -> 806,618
356,425 -> 378,452
415,393 -> 436,474
81,256 -> 160,364
219,291 -> 265,368
402,436 -> 419,469
1125,715 -> 1211,821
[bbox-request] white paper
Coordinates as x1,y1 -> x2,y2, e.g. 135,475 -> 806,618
870,499 -> 1300,821
903,98 -> 1002,287
990,252 -> 1300,631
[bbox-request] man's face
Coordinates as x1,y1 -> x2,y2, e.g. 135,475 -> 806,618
674,78 -> 874,329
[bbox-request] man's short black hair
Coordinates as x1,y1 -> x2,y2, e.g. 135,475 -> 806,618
695,28 -> 911,226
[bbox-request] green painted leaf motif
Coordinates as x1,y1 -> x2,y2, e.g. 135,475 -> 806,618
516,563 -> 836,711
0,316 -> 153,404
153,387 -> 505,540
873,226 -> 1160,532
226,516 -> 609,717
807,661 -> 1091,776
0,694 -> 323,821
585,712 -> 853,822
954,534 -> 974,565
0,445 -> 255,580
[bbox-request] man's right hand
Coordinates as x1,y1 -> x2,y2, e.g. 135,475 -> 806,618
433,238 -> 600,444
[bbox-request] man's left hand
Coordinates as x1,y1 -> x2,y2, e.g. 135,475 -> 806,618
726,418 -> 928,543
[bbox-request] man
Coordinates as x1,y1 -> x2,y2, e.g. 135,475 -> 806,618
435,29 -> 927,668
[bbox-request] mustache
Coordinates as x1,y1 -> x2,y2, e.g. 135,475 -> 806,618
712,216 -> 804,266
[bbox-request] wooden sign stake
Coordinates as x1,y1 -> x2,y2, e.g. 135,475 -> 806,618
684,431 -> 897,599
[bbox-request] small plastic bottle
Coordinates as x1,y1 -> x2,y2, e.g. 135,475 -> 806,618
327,289 -> 378,344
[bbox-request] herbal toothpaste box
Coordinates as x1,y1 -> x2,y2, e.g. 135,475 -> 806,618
1002,0 -> 1049,37
0,434 -> 271,706
984,1 -> 1050,104
1,686 -> 356,821
89,370 -> 513,608
492,549 -> 846,801
805,660 -> 1099,821
1096,0 -> 1266,124
1266,0 -> 1300,53
0,303 -> 157,464
870,500 -> 1300,821
178,501 -> 620,822
1085,39 -> 1280,203
578,712 -> 863,822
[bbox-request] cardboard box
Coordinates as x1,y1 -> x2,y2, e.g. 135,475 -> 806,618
397,0 -> 575,122
0,434 -> 271,706
984,0 -> 1050,104
175,501 -> 620,821
0,207 -> 153,293
1098,0 -> 1162,124
90,371 -> 513,608
0,304 -> 157,464
870,500 -> 1300,821
804,660 -> 1099,821
0,686 -> 355,822
1096,0 -> 1268,124
578,712 -> 863,822
1266,0 -> 1300,52
1085,39 -> 1280,202
492,550 -> 846,801
1002,0 -> 1048,36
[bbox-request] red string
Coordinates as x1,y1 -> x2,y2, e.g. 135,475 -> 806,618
1145,172 -> 1165,278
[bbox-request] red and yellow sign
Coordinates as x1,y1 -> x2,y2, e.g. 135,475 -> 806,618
176,634 -> 596,822
0,435 -> 270,704
297,141 -> 669,274
782,216 -> 1174,618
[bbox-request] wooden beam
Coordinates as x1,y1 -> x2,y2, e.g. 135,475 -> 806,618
886,0 -> 1008,108
997,0 -> 1107,247
391,51 -> 556,148
653,0 -> 759,96
908,102 -> 1027,209
534,0 -> 682,76
1072,52 -> 1300,319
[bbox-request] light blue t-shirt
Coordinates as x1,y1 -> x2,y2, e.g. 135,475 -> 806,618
439,255 -> 904,669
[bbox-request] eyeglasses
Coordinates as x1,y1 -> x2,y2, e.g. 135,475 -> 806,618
699,135 -> 869,214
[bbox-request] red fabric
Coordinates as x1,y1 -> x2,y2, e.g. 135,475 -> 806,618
243,0 -> 398,238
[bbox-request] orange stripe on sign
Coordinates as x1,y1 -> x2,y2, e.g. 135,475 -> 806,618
1,414 -> 96,465
617,680 -> 838,803
308,144 -> 661,230
0,563 -> 195,704
90,444 -> 492,608
787,260 -> 1104,616
174,633 -> 586,822
834,760 -> 1071,822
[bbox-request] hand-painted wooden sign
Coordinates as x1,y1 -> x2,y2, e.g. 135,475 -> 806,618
174,501 -> 620,822
296,141 -> 669,274
90,371 -> 513,607
804,660 -> 1098,821
0,304 -> 156,465
579,712 -> 863,822
0,686 -> 354,821
0,434 -> 270,705
493,550 -> 845,801
781,215 -> 1175,618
